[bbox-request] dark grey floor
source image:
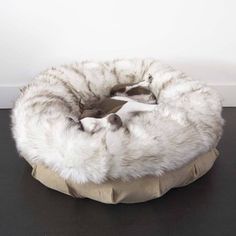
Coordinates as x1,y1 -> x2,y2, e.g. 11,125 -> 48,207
0,108 -> 235,236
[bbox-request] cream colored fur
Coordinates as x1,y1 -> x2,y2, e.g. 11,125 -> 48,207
11,59 -> 224,183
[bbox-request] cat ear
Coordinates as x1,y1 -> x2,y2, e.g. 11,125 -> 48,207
110,84 -> 127,96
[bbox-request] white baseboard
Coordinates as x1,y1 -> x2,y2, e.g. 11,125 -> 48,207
0,85 -> 235,108
210,85 -> 236,107
0,86 -> 20,109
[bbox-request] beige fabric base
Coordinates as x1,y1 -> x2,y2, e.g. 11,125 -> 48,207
28,149 -> 219,204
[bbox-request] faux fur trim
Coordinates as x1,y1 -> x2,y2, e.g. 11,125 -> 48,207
11,59 -> 224,183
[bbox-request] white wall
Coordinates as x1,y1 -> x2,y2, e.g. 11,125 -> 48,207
0,0 -> 236,107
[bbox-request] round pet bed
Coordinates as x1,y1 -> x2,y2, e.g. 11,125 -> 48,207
11,59 -> 224,203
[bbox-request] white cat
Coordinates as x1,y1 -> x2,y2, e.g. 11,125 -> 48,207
80,76 -> 157,133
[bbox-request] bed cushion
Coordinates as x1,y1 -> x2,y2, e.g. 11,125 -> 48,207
11,59 -> 224,203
